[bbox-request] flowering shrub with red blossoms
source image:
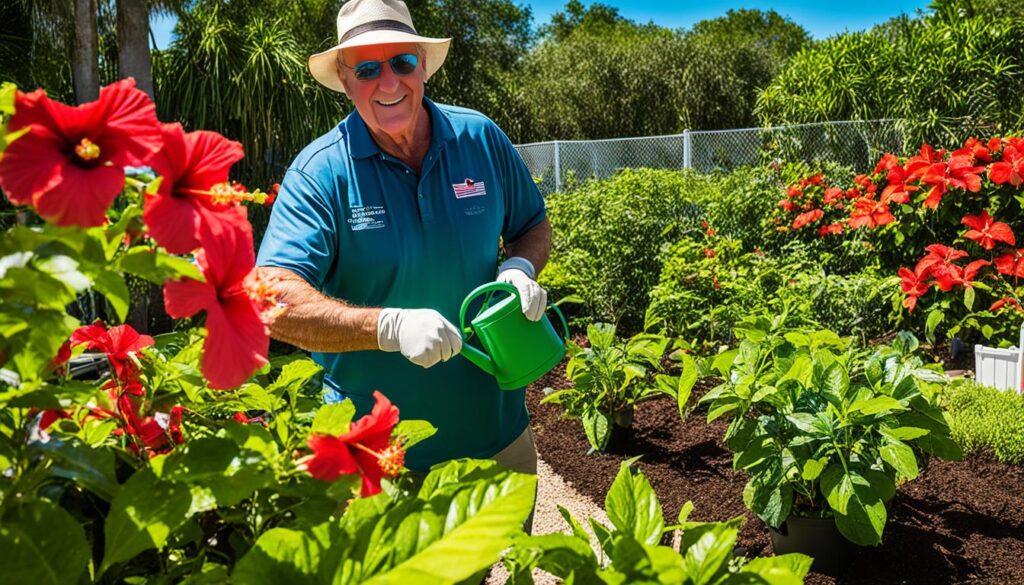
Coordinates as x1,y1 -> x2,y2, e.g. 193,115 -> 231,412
774,137 -> 1024,344
0,80 -> 535,583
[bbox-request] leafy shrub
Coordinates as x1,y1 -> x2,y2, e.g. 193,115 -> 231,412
757,16 -> 1024,147
503,460 -> 813,583
702,322 -> 962,546
647,238 -> 819,345
540,168 -> 715,331
947,380 -> 1024,464
542,323 -> 695,452
780,266 -> 899,343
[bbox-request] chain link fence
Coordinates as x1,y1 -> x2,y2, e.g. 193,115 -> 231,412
516,119 -> 909,196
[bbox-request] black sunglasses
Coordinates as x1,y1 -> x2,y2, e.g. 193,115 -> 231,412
343,53 -> 420,81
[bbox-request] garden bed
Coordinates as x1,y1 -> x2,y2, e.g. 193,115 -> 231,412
527,364 -> 1024,584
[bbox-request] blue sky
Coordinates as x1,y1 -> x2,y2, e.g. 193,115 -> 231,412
150,0 -> 932,50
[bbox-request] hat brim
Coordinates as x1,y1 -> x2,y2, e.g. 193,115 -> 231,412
309,32 -> 451,94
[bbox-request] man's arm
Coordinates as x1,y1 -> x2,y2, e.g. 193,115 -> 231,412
260,266 -> 381,353
503,217 -> 552,275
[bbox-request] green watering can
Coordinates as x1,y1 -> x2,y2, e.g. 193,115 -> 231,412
459,282 -> 569,390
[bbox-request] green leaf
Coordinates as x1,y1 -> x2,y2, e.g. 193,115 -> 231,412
880,440 -> 919,480
925,309 -> 944,342
748,479 -> 792,529
0,500 -> 90,585
711,349 -> 738,376
739,554 -> 813,584
153,437 -> 271,508
0,82 -> 16,115
117,247 -> 204,284
392,420 -> 437,451
231,527 -> 323,585
37,438 -> 119,501
848,396 -> 906,416
582,408 -> 611,452
964,287 -> 975,311
676,353 -> 697,416
311,402 -> 355,436
508,533 -> 598,579
883,426 -> 930,440
267,359 -> 322,398
91,270 -> 131,322
102,469 -> 194,572
801,458 -> 827,481
587,322 -> 616,350
362,470 -> 537,584
820,467 -> 886,546
820,465 -> 854,515
605,461 -> 664,545
680,520 -> 741,585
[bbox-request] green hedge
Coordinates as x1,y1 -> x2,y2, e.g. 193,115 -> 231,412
540,168 -> 715,331
947,381 -> 1024,465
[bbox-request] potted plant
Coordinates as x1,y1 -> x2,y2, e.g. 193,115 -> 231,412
700,316 -> 963,572
543,323 -> 696,452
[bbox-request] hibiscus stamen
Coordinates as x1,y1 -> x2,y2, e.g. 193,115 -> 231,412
74,138 -> 101,161
178,181 -> 258,204
351,441 -> 406,478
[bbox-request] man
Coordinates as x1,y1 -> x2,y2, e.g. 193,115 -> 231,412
256,0 -> 551,478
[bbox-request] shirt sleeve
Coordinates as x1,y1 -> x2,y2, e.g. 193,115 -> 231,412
491,123 -> 546,243
256,167 -> 338,290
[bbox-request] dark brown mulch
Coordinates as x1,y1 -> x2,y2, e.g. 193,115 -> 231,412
528,364 -> 1024,585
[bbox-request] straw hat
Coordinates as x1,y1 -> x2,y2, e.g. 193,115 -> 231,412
308,0 -> 451,94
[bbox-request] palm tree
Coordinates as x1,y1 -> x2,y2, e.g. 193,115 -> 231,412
116,0 -> 151,97
73,0 -> 100,102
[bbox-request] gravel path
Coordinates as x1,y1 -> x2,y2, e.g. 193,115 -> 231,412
486,457 -> 609,584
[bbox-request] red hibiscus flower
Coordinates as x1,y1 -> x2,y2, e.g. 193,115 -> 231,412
956,138 -> 992,164
305,391 -> 404,497
133,406 -> 185,454
778,199 -> 795,212
905,144 -> 945,181
703,248 -> 716,258
916,244 -> 969,283
70,322 -> 154,381
0,79 -> 162,226
792,208 -> 823,229
819,223 -> 845,237
144,123 -> 247,254
994,248 -> 1024,280
823,187 -> 844,205
962,210 -> 1015,250
163,219 -> 277,389
848,195 -> 895,229
989,145 -> 1023,187
39,409 -> 70,431
920,155 -> 986,209
899,265 -> 931,313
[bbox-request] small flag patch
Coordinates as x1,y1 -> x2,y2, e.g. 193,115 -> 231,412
452,178 -> 486,199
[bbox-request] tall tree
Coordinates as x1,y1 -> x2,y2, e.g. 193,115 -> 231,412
117,0 -> 152,97
72,0 -> 100,102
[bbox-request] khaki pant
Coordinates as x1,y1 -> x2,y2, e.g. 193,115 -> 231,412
491,426 -> 538,534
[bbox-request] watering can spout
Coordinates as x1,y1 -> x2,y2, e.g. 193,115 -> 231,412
461,344 -> 496,376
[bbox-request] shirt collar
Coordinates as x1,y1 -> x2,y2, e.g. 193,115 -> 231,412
345,97 -> 456,160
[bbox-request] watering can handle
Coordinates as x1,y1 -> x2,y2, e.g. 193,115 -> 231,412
458,281 -> 570,342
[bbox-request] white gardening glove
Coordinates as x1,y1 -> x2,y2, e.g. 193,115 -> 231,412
497,257 -> 547,322
377,308 -> 463,368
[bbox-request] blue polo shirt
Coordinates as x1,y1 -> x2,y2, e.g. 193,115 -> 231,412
256,98 -> 546,470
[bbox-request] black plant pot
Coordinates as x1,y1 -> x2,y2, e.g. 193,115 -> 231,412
770,515 -> 858,575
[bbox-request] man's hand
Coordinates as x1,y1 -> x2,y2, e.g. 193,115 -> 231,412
497,261 -> 548,322
377,308 -> 463,368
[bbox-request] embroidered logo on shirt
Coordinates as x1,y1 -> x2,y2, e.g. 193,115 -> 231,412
452,178 -> 486,199
347,205 -> 386,231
